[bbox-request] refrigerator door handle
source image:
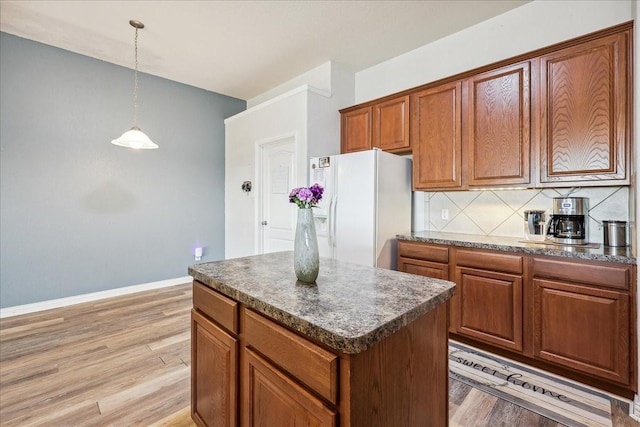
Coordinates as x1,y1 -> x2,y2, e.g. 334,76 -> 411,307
327,195 -> 334,247
331,195 -> 338,249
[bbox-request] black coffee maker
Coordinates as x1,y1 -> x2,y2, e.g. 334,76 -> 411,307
546,197 -> 588,245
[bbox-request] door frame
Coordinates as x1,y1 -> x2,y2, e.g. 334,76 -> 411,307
254,132 -> 301,254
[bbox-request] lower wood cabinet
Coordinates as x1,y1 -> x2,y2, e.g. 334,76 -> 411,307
453,249 -> 523,352
455,267 -> 523,352
532,257 -> 633,386
533,278 -> 629,384
398,257 -> 448,280
244,348 -> 336,427
191,309 -> 238,427
192,279 -> 450,426
398,241 -> 449,280
397,240 -> 636,396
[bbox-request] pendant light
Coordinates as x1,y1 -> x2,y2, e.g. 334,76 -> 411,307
111,20 -> 158,149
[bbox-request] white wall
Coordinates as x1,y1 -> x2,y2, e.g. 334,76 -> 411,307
355,0 -> 634,103
225,62 -> 354,259
225,88 -> 308,259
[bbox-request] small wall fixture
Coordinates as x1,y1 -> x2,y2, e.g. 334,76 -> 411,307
111,20 -> 158,150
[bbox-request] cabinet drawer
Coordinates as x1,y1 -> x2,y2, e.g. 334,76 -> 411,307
243,309 -> 338,404
193,281 -> 239,334
398,241 -> 449,263
532,258 -> 631,290
399,257 -> 448,280
456,249 -> 522,274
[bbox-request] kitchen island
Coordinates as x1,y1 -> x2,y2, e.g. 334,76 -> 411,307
188,251 -> 456,427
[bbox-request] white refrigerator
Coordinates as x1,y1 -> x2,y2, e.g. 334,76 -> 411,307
309,149 -> 412,270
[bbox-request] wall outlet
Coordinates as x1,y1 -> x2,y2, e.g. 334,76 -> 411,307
441,209 -> 449,220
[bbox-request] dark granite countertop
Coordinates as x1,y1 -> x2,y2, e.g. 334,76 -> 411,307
188,251 -> 455,354
398,231 -> 636,264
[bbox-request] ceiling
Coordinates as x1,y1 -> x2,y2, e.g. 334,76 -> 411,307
0,0 -> 530,101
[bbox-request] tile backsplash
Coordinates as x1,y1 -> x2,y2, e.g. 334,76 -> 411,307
422,186 -> 629,244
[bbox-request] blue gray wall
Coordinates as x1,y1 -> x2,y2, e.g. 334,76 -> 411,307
0,33 -> 246,308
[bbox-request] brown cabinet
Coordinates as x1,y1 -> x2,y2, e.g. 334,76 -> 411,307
539,31 -> 630,186
340,23 -> 631,190
340,95 -> 411,154
532,257 -> 633,386
454,250 -> 524,352
244,348 -> 336,427
397,241 -> 449,280
191,309 -> 238,427
411,81 -> 463,190
466,61 -> 531,187
243,305 -> 337,425
191,282 -> 239,427
192,280 -> 450,426
397,239 -> 637,397
340,106 -> 372,153
372,95 -> 410,152
411,60 -> 532,191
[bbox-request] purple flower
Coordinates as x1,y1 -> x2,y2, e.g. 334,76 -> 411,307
289,183 -> 324,209
309,183 -> 323,204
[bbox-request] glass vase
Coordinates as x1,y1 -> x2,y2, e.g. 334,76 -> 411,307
294,207 -> 319,284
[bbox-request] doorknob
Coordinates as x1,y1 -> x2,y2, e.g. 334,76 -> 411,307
261,221 -> 268,226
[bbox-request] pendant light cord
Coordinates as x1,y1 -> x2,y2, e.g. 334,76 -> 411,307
133,26 -> 139,127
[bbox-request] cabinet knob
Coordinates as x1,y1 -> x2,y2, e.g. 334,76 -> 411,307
261,221 -> 268,226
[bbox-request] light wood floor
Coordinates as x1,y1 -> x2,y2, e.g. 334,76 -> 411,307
1,283 -> 638,426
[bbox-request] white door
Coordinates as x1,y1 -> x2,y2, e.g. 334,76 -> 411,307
259,137 -> 297,254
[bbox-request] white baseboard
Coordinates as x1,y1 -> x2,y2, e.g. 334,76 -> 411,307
0,276 -> 193,319
631,394 -> 640,421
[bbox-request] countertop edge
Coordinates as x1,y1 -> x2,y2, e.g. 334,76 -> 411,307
188,267 -> 456,354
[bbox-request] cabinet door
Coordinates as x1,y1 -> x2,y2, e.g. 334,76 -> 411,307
243,348 -> 336,427
341,106 -> 372,153
533,278 -> 630,385
411,81 -> 462,190
372,95 -> 410,153
539,31 -> 629,185
191,310 -> 238,427
454,267 -> 523,352
466,62 -> 530,186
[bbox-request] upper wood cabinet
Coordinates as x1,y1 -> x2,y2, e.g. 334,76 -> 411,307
372,95 -> 411,152
341,106 -> 372,153
466,61 -> 531,187
341,95 -> 411,154
339,23 -> 631,190
411,81 -> 463,190
539,31 -> 630,186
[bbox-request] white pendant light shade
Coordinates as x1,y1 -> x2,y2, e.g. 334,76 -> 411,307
111,126 -> 158,149
112,20 -> 158,150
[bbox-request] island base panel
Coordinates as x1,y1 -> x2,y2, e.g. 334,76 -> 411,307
339,302 -> 449,427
